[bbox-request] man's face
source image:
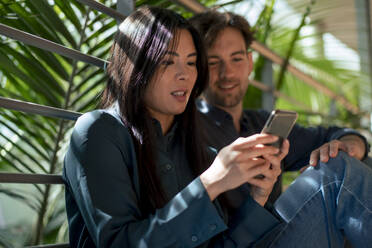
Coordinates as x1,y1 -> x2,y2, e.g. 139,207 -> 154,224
204,27 -> 253,109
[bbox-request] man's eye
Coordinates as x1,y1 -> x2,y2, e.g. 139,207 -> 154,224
232,57 -> 243,62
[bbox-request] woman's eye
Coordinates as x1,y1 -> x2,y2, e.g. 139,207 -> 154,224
208,61 -> 219,66
161,60 -> 174,66
187,61 -> 196,66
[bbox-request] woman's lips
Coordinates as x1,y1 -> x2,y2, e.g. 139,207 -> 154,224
171,90 -> 187,102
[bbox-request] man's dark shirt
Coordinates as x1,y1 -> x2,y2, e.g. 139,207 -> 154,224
197,99 -> 369,203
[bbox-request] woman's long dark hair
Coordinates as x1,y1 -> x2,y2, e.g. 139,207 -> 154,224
101,6 -> 209,214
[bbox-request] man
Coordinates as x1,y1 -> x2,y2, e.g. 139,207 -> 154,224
190,11 -> 369,203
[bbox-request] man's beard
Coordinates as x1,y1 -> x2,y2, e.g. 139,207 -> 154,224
204,81 -> 245,108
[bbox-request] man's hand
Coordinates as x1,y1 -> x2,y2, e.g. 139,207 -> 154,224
309,135 -> 366,166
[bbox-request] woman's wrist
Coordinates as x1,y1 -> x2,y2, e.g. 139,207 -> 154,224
250,188 -> 270,207
200,170 -> 221,201
252,196 -> 268,207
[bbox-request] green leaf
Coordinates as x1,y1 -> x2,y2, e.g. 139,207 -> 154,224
0,187 -> 40,211
1,1 -> 64,45
27,0 -> 78,48
70,75 -> 105,108
0,132 -> 48,173
55,0 -> 82,33
2,45 -> 66,99
0,50 -> 61,106
0,116 -> 52,161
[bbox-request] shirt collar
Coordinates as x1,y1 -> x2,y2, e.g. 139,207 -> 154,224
197,99 -> 252,135
196,99 -> 233,123
240,111 -> 250,133
153,117 -> 179,147
108,101 -> 178,146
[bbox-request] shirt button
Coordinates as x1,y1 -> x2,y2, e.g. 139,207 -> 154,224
165,164 -> 172,170
210,224 -> 216,231
191,235 -> 198,242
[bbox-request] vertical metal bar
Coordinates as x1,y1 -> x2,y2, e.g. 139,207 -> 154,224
355,0 -> 372,129
262,59 -> 275,111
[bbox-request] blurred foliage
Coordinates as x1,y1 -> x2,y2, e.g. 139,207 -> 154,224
237,0 -> 368,129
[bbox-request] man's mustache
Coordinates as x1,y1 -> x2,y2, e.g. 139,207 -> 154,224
216,78 -> 239,86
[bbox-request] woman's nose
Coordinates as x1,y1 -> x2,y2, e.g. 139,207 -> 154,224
176,64 -> 189,81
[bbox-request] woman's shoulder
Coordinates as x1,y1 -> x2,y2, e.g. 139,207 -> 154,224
72,109 -> 131,141
74,109 -> 118,129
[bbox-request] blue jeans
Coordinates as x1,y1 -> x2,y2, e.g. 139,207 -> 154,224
272,152 -> 372,248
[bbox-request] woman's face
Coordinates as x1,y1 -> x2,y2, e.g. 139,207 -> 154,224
144,29 -> 197,124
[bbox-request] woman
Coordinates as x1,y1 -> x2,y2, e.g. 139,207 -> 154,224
63,6 -> 284,247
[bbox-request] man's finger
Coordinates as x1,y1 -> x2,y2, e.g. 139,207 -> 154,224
319,144 -> 330,162
300,165 -> 310,173
329,141 -> 340,157
309,150 -> 319,166
342,141 -> 356,157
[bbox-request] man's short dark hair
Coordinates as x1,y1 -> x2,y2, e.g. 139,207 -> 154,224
189,10 -> 254,49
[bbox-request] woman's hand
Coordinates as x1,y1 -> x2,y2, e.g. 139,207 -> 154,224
200,134 -> 285,205
249,139 -> 289,206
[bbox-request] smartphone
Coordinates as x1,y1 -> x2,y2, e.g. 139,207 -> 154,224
254,110 -> 298,179
261,109 -> 298,149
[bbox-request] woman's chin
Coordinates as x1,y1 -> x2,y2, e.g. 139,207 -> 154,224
172,106 -> 187,115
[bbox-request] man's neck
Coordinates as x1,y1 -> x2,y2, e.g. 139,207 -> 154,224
216,103 -> 243,133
